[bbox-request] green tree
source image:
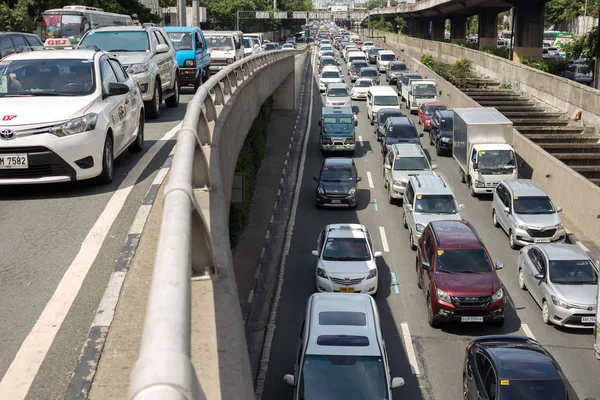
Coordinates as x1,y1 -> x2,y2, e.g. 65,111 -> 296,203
563,26 -> 597,72
395,15 -> 407,34
468,15 -> 478,35
545,0 -> 599,27
0,0 -> 36,32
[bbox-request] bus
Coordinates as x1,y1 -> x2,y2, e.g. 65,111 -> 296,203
543,31 -> 575,48
41,5 -> 133,44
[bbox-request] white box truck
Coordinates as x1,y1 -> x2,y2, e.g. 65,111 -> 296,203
406,79 -> 437,114
453,107 -> 518,197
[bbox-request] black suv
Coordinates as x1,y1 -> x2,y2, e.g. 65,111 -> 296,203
380,117 -> 422,157
374,108 -> 405,141
314,158 -> 361,209
464,335 -> 587,400
385,61 -> 408,84
429,110 -> 454,156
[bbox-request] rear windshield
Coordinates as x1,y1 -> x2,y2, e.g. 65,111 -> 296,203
380,54 -> 395,61
361,69 -> 378,77
374,95 -> 398,106
499,379 -> 567,400
439,118 -> 453,130
390,63 -> 407,71
379,111 -> 403,123
327,88 -> 349,97
355,80 -> 372,87
425,105 -> 446,115
322,71 -> 340,79
351,62 -> 368,69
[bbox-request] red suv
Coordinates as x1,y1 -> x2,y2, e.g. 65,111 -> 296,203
416,220 -> 506,328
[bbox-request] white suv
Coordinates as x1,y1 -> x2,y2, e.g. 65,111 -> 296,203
311,224 -> 382,295
283,293 -> 405,398
79,25 -> 180,119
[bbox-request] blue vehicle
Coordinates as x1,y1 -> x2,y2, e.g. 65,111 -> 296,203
318,106 -> 357,153
164,26 -> 211,90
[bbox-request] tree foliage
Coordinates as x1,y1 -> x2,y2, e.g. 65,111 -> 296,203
0,0 -> 36,32
545,0 -> 600,27
563,26 -> 598,71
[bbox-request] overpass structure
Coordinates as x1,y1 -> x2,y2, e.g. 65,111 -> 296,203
367,0 -> 546,61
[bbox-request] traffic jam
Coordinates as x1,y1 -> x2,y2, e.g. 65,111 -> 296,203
274,23 -> 600,400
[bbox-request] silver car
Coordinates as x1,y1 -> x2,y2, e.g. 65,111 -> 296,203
492,179 -> 566,249
383,144 -> 437,203
518,244 -> 598,328
325,83 -> 350,107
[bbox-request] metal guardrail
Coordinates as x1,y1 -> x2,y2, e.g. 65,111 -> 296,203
127,48 -> 305,400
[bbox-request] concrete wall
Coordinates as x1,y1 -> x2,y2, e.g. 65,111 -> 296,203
378,30 -> 600,129
558,16 -> 598,37
369,33 -> 600,244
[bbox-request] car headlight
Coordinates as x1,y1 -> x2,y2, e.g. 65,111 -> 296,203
437,288 -> 451,303
554,223 -> 564,229
348,187 -> 356,196
475,180 -> 485,188
184,59 -> 196,67
492,288 -> 504,302
317,267 -> 328,279
393,179 -> 406,187
441,137 -> 452,143
551,295 -> 571,309
317,186 -> 325,194
50,113 -> 98,137
128,63 -> 149,74
227,58 -> 234,64
416,223 -> 425,233
366,269 -> 377,279
515,223 -> 526,230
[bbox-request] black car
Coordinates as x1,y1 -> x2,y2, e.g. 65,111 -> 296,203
367,47 -> 383,64
359,66 -> 380,85
385,61 -> 408,84
429,110 -> 454,156
374,108 -> 405,141
380,117 -> 423,158
0,32 -> 44,58
464,335 -> 586,400
314,158 -> 361,209
349,60 -> 368,82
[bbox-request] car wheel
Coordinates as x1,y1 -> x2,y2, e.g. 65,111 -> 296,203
403,212 -> 408,229
542,300 -> 551,324
165,76 -> 180,108
492,209 -> 500,227
518,268 -> 527,290
194,73 -> 201,91
388,185 -> 395,204
435,141 -> 442,156
128,114 -> 144,153
463,374 -> 469,400
145,82 -> 161,119
469,180 -> 477,197
509,230 -> 519,249
418,118 -> 421,125
428,133 -> 433,145
460,171 -> 467,184
96,134 -> 114,184
409,230 -> 417,251
427,297 -> 440,328
416,260 -> 422,288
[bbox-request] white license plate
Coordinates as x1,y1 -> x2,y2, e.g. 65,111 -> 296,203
582,317 -> 595,323
334,145 -> 345,150
331,200 -> 342,204
0,154 -> 28,169
461,316 -> 484,322
534,238 -> 551,243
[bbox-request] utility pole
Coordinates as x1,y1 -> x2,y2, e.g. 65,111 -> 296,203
192,0 -> 199,27
177,0 -> 187,26
594,7 -> 600,89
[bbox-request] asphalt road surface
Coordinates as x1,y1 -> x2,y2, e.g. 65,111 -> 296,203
0,90 -> 194,399
261,50 -> 600,400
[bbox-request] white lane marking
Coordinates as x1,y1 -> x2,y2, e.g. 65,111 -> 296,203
255,49 -> 315,400
379,226 -> 390,252
91,270 -> 126,327
128,204 -> 153,235
358,135 -> 364,146
0,123 -> 181,399
152,166 -> 169,186
401,322 -> 421,376
366,171 -> 374,189
521,323 -> 537,340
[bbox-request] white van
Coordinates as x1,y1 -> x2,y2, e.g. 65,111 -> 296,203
283,293 -> 405,399
377,50 -> 396,72
204,30 -> 244,74
347,51 -> 367,66
367,86 -> 400,124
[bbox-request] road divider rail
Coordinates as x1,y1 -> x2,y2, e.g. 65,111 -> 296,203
128,48 -> 306,400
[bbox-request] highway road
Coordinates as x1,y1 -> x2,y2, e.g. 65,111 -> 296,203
261,49 -> 600,399
0,90 -> 194,399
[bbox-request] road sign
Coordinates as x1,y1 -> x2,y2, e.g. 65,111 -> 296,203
274,11 -> 287,18
293,11 -> 307,19
255,11 -> 269,18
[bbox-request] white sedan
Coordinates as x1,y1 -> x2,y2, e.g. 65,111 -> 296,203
0,49 -> 145,185
350,78 -> 373,100
318,66 -> 344,92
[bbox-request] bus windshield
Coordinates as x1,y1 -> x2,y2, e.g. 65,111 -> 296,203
42,13 -> 84,43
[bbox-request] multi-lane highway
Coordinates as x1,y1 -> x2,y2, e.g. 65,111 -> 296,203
0,90 -> 194,399
260,49 -> 600,399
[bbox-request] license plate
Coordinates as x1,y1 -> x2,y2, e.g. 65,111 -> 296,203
331,200 -> 342,204
534,238 -> 551,243
0,154 -> 28,169
582,317 -> 595,323
461,316 -> 484,322
334,145 -> 345,150
340,287 -> 355,293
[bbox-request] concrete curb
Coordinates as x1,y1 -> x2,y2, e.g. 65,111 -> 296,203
566,228 -> 598,262
242,52 -> 311,323
64,148 -> 176,400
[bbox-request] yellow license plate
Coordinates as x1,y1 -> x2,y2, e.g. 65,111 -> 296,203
340,287 -> 355,293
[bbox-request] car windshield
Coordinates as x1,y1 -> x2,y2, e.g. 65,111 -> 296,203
243,38 -> 252,49
498,379 -> 568,400
300,355 -> 387,400
413,84 -> 436,96
0,58 -> 95,97
379,112 -> 402,123
321,46 -> 332,51
370,48 -> 382,55
513,196 -> 556,214
265,43 -> 277,50
387,125 -> 417,139
390,63 -> 407,71
393,156 -> 429,170
205,35 -> 233,50
549,259 -> 598,285
327,88 -> 349,97
322,237 -> 370,261
425,105 -> 446,115
436,249 -> 493,274
322,51 -> 334,57
321,59 -> 336,66
351,62 -> 368,69
361,69 -> 378,77
477,149 -> 516,170
167,32 -> 194,50
355,80 -> 372,88
439,118 -> 453,130
80,31 -> 149,52
380,54 -> 395,61
415,195 -> 457,214
320,165 -> 353,181
374,95 -> 399,106
322,71 -> 340,79
364,42 -> 374,46
323,116 -> 353,124
42,13 -> 84,43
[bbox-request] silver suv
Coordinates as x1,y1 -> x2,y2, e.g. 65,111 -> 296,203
402,175 -> 464,250
383,143 -> 437,204
79,25 -> 180,119
492,179 -> 566,249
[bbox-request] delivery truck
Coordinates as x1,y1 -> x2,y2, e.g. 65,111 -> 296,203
453,108 -> 518,197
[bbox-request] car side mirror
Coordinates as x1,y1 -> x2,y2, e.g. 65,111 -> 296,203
391,377 -> 405,389
472,162 -> 478,170
503,206 -> 510,213
421,261 -> 431,270
374,251 -> 383,257
354,119 -> 358,126
385,165 -> 391,170
357,177 -> 362,182
313,176 -> 318,182
405,203 -> 413,211
534,273 -> 544,280
419,132 -> 424,137
311,250 -> 319,256
318,120 -> 322,126
495,261 -> 504,270
431,164 -> 437,170
156,44 -> 169,54
283,374 -> 295,387
556,206 -> 563,212
106,82 -> 129,97
458,203 -> 465,211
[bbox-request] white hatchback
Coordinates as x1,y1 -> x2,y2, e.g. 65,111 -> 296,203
350,77 -> 373,100
312,224 -> 382,295
0,49 -> 145,185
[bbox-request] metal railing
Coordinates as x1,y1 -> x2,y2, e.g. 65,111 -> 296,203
128,48 -> 305,400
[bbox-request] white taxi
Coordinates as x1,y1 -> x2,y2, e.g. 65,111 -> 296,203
312,224 -> 382,295
0,49 -> 145,185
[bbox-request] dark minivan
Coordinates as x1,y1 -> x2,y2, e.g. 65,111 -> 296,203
374,108 -> 405,141
314,158 -> 361,209
380,116 -> 423,157
429,110 -> 454,156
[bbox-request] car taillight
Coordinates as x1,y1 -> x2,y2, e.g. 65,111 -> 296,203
346,137 -> 355,144
466,341 -> 477,351
322,138 -> 333,144
519,249 -> 523,254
